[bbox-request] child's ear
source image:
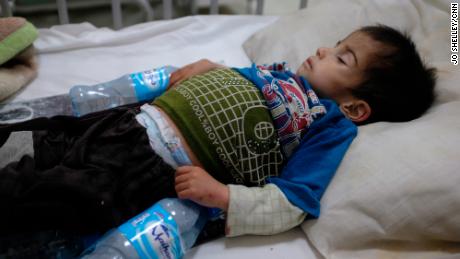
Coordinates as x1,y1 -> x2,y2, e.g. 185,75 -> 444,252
339,100 -> 371,123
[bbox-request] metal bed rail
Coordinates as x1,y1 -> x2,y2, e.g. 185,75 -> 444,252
0,0 -> 307,29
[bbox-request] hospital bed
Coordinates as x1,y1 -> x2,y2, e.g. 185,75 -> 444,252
1,0 -> 309,28
1,0 -> 459,258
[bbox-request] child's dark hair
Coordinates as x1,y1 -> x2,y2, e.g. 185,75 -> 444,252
351,24 -> 436,123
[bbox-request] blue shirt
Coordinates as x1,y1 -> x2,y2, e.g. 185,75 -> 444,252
267,99 -> 357,217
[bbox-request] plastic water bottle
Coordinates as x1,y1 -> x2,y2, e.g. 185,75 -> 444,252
69,66 -> 177,117
81,198 -> 208,259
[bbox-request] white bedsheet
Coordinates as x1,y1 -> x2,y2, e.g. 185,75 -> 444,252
5,15 -> 277,103
4,15 -> 322,259
187,227 -> 321,259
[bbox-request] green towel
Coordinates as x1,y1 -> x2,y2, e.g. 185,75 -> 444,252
0,17 -> 38,66
0,17 -> 39,101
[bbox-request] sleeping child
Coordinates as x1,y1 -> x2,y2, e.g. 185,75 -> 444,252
0,24 -> 436,254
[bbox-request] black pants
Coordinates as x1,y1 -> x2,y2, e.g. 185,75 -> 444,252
0,106 -> 178,235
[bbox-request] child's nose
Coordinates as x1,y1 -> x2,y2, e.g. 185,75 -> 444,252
316,47 -> 330,59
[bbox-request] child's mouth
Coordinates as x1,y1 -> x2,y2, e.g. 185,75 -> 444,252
304,57 -> 313,70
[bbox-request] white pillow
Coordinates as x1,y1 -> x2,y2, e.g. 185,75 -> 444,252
244,0 -> 460,258
244,0 -> 450,69
302,63 -> 460,258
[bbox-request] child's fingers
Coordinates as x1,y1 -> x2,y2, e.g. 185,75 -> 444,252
175,165 -> 194,175
174,173 -> 189,185
169,66 -> 192,88
174,166 -> 195,186
174,181 -> 189,193
168,71 -> 184,89
176,189 -> 192,200
175,180 -> 197,200
169,70 -> 180,84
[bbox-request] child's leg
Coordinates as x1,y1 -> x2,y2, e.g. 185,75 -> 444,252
0,131 -> 34,168
0,158 -> 117,234
0,106 -> 177,234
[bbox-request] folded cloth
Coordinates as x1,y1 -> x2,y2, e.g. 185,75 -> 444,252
0,17 -> 38,102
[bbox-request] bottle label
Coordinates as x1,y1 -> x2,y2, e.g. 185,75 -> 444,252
118,203 -> 183,259
130,67 -> 171,102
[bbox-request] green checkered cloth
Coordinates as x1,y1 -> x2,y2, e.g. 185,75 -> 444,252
154,68 -> 284,186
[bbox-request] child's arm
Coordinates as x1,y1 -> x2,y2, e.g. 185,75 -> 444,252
168,59 -> 226,89
174,166 -> 306,236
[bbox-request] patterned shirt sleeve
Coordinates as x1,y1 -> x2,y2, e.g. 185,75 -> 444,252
225,183 -> 306,237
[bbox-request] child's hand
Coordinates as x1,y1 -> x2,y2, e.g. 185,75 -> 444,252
168,59 -> 225,89
175,165 -> 229,211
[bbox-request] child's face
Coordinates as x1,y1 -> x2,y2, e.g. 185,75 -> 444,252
296,31 -> 379,103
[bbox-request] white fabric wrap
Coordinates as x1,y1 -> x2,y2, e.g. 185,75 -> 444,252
226,183 -> 306,237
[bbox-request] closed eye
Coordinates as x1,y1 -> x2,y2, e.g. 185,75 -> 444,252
337,56 -> 346,65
